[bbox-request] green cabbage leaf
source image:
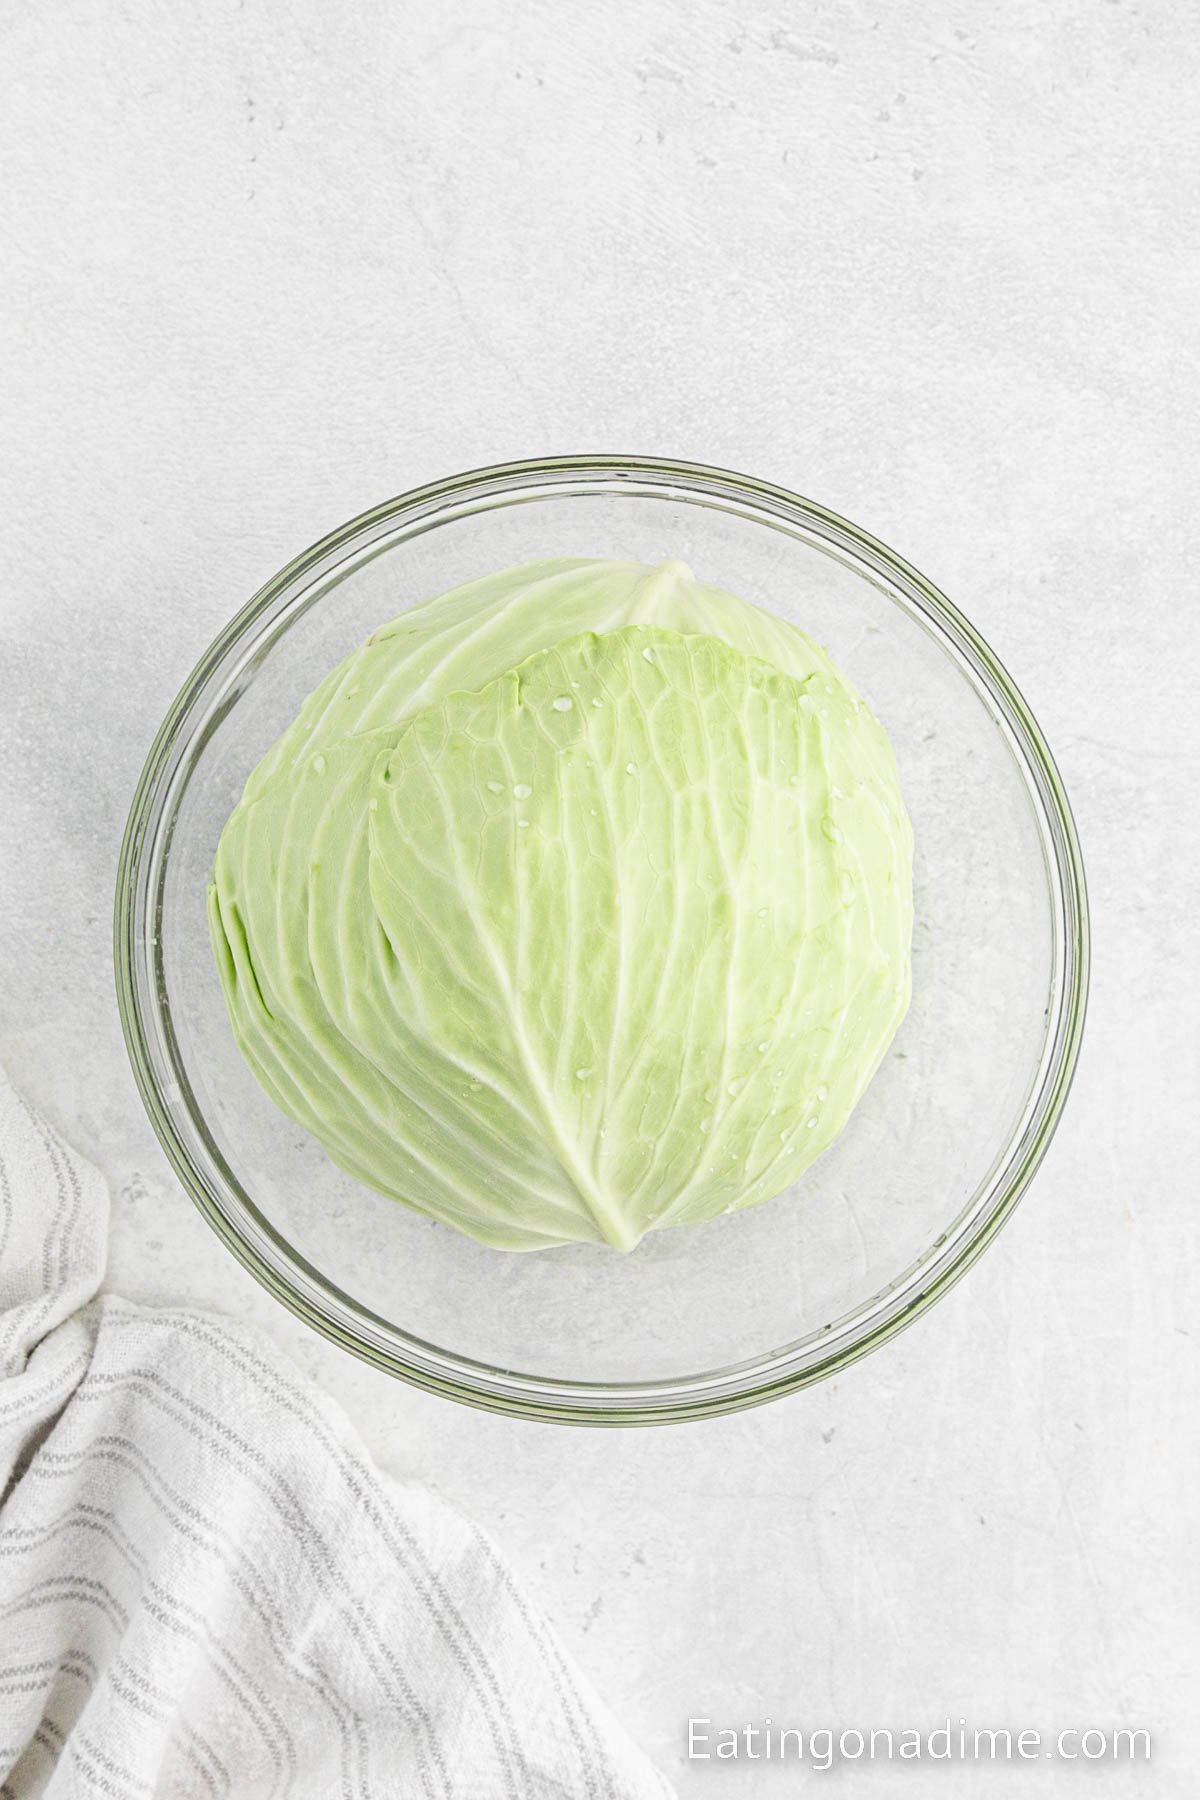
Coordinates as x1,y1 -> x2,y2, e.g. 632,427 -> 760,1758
210,562 -> 911,1251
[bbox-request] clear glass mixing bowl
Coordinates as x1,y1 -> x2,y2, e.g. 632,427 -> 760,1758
115,457 -> 1088,1424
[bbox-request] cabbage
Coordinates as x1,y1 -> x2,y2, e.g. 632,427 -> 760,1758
209,560 -> 912,1251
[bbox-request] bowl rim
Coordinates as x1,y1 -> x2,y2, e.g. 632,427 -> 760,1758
114,453 -> 1090,1425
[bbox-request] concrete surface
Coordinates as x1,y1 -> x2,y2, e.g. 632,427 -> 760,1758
2,1 -> 1197,1791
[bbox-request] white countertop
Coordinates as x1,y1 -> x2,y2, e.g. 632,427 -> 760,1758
2,2 -> 1197,1791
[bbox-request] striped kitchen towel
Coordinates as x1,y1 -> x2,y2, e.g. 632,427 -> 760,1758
0,1074 -> 672,1799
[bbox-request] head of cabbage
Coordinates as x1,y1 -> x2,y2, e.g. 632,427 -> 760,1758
209,559 -> 912,1251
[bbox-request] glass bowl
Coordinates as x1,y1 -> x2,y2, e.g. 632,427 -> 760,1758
115,456 -> 1088,1425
